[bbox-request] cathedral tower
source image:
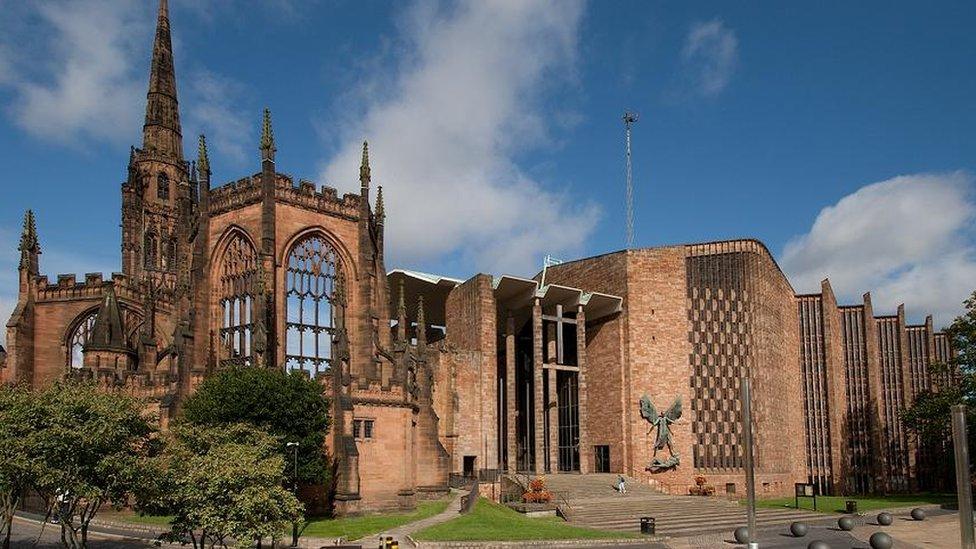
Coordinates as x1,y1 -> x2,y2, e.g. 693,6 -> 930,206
121,0 -> 192,288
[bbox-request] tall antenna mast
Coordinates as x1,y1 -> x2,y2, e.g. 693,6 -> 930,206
623,111 -> 639,249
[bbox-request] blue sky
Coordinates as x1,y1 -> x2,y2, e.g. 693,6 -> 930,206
0,0 -> 974,332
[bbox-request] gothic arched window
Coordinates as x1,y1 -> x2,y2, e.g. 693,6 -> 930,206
68,311 -> 98,369
144,231 -> 158,269
285,234 -> 341,376
162,235 -> 177,271
66,306 -> 142,370
157,172 -> 170,200
217,232 -> 258,366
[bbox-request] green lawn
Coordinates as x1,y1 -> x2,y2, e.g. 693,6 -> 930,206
100,511 -> 174,526
757,494 -> 955,514
412,498 -> 642,542
301,498 -> 451,541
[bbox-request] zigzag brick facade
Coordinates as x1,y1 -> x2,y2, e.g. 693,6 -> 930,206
1,0 -> 959,512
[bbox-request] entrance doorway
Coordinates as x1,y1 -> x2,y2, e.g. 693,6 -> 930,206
463,456 -> 476,478
515,327 -> 536,472
557,370 -> 580,472
594,445 -> 610,473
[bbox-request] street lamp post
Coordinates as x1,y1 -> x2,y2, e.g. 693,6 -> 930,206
286,442 -> 299,548
952,405 -> 975,549
741,377 -> 758,549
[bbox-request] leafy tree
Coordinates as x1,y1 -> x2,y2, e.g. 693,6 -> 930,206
181,367 -> 331,484
143,423 -> 303,549
902,290 -> 976,485
0,385 -> 40,549
31,381 -> 156,548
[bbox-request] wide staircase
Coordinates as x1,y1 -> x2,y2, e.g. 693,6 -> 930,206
543,473 -> 825,539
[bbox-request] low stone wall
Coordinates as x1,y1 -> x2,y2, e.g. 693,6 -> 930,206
412,539 -> 655,548
477,481 -> 501,503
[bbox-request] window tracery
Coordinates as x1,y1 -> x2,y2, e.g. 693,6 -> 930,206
285,234 -> 341,376
66,307 -> 143,369
217,232 -> 259,367
144,231 -> 158,269
163,235 -> 177,271
68,312 -> 98,369
157,172 -> 170,200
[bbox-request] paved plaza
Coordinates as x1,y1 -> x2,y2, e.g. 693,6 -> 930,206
10,506 -> 970,549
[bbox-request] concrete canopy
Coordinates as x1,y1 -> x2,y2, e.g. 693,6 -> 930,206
386,269 -> 463,327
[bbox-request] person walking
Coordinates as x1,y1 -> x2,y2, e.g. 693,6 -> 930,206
617,474 -> 627,494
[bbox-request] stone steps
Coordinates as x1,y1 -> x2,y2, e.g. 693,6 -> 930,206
568,502 -> 826,536
536,473 -> 827,538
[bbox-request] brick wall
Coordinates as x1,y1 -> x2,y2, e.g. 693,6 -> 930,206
443,274 -> 498,473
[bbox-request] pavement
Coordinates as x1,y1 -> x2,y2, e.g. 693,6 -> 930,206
349,490 -> 465,548
667,506 -> 964,549
7,504 -> 968,549
850,509 -> 966,549
8,515 -> 158,548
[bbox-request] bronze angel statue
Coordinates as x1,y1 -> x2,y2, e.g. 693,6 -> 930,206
639,394 -> 682,472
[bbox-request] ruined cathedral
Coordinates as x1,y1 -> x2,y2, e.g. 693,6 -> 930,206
2,0 -> 959,513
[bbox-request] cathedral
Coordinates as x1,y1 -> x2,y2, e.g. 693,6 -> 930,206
1,0 -> 958,513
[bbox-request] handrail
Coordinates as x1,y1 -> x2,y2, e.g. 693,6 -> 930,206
459,478 -> 479,514
500,472 -> 573,519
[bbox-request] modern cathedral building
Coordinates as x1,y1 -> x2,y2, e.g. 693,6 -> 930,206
1,1 -> 957,512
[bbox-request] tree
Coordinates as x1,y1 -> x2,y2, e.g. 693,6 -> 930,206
181,367 -> 331,485
31,381 -> 156,548
143,423 -> 303,549
902,290 -> 976,486
0,385 -> 39,549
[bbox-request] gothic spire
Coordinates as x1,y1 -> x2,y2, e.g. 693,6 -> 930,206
416,295 -> 426,350
260,108 -> 276,161
142,0 -> 183,162
396,279 -> 407,343
375,185 -> 385,223
86,285 -> 130,352
359,140 -> 370,189
18,209 -> 40,271
197,134 -> 210,175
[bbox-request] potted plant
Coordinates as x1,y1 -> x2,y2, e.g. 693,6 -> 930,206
522,477 -> 554,504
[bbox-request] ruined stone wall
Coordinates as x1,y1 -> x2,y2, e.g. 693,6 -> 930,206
414,348 -> 451,493
428,349 -> 457,466
443,274 -> 498,473
351,396 -> 414,510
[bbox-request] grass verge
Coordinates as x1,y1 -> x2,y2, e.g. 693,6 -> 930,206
757,494 -> 955,514
412,498 -> 642,542
100,511 -> 174,526
301,498 -> 451,541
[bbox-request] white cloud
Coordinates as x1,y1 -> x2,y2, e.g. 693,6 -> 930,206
681,19 -> 738,97
184,70 -> 252,167
0,0 -> 150,145
781,171 -> 976,327
319,0 -> 598,276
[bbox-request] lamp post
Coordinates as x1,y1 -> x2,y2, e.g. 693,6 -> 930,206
952,405 -> 975,549
286,442 -> 299,548
741,377 -> 758,549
